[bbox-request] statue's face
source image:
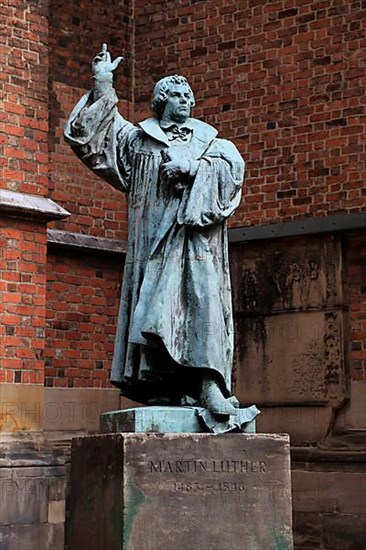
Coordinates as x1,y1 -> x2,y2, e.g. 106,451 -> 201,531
162,84 -> 191,123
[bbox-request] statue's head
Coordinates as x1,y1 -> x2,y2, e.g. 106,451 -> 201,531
151,75 -> 195,122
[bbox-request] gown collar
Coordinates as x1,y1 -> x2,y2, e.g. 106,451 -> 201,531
138,117 -> 218,147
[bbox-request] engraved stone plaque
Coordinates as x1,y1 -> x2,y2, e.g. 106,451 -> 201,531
230,235 -> 343,313
230,235 -> 348,408
234,310 -> 347,406
68,433 -> 293,550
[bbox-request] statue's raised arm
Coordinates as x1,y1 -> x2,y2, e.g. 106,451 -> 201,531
64,44 -> 134,193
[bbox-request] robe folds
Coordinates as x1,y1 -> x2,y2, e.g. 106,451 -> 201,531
64,89 -> 245,403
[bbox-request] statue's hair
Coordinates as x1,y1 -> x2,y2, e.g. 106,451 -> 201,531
151,75 -> 195,117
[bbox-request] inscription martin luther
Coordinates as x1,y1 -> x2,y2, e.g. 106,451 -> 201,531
149,458 -> 267,474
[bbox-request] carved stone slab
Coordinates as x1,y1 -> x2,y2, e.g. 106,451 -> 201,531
234,310 -> 347,406
68,433 -> 293,550
230,234 -> 343,313
230,234 -> 348,408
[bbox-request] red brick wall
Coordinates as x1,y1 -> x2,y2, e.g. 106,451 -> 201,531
43,0 -> 133,387
1,0 -> 50,385
134,0 -> 366,226
45,249 -> 123,387
0,219 -> 47,384
1,0 -> 49,196
47,0 -> 134,240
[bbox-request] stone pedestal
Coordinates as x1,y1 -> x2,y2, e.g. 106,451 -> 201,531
100,405 -> 259,434
68,433 -> 293,550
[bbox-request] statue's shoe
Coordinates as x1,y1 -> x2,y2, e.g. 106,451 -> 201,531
227,395 -> 240,408
200,379 -> 238,416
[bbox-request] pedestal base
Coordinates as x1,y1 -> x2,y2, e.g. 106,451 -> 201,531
68,433 -> 293,550
100,405 -> 260,434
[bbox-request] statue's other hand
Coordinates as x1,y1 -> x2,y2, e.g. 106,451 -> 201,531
161,159 -> 189,182
92,43 -> 123,77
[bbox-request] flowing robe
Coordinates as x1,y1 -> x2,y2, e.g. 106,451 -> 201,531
64,89 -> 245,403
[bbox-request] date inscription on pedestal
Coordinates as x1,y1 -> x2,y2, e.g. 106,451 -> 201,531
146,458 -> 291,504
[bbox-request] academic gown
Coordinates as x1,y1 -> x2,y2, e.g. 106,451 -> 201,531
64,89 -> 245,403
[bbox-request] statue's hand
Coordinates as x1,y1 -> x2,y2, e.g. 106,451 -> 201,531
161,149 -> 198,185
92,43 -> 123,78
161,159 -> 189,182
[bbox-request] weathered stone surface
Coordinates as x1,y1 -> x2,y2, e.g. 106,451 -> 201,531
11,466 -> 47,479
293,511 -> 322,548
48,477 -> 66,501
48,500 -> 65,524
47,228 -> 126,255
68,433 -> 293,550
0,435 -> 70,548
292,470 -> 366,514
234,310 -> 348,407
0,476 -> 48,525
100,406 -> 202,433
257,406 -> 333,445
44,386 -> 121,432
0,384 -> 44,432
230,235 -> 343,313
0,189 -> 70,221
231,234 -> 348,410
335,380 -> 366,431
0,527 -> 9,550
5,523 -> 64,550
0,468 -> 12,479
228,213 -> 366,243
322,513 -> 366,550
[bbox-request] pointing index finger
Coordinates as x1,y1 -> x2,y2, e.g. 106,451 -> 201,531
102,43 -> 108,54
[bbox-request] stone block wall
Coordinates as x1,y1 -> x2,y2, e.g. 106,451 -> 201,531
292,455 -> 366,550
0,435 -> 69,550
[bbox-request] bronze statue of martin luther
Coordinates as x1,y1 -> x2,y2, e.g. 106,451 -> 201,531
65,44 -> 245,418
